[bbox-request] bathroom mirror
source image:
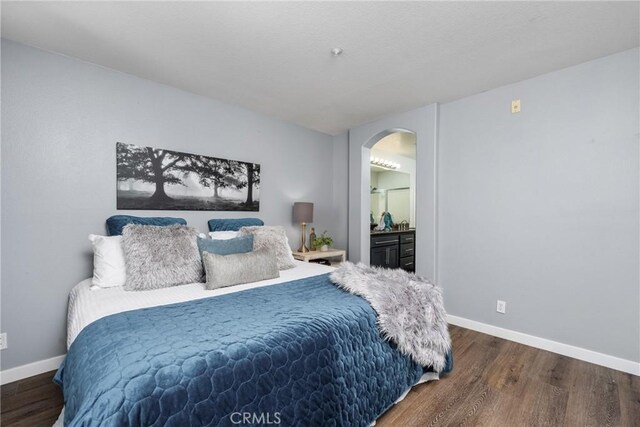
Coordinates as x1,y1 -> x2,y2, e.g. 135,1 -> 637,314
370,170 -> 411,226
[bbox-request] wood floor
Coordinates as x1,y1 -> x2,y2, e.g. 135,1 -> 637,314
1,325 -> 638,426
377,325 -> 640,426
1,370 -> 63,426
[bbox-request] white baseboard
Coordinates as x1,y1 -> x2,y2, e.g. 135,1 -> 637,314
0,354 -> 66,385
447,315 -> 640,376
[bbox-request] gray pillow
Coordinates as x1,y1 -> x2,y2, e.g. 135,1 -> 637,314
239,226 -> 296,270
122,224 -> 203,291
203,248 -> 280,290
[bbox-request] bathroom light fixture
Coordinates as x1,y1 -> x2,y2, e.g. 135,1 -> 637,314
370,157 -> 400,170
331,47 -> 344,56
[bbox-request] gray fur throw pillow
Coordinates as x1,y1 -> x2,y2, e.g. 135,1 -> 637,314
203,248 -> 279,290
239,226 -> 296,270
122,224 -> 203,291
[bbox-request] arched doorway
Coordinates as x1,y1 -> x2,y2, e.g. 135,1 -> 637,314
369,131 -> 417,231
347,104 -> 439,281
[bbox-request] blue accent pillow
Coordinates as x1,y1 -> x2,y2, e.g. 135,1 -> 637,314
208,218 -> 264,232
197,234 -> 254,256
106,215 -> 187,236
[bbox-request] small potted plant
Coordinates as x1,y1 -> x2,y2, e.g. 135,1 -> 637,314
313,231 -> 333,252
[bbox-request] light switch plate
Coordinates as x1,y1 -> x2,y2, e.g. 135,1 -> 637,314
511,99 -> 521,114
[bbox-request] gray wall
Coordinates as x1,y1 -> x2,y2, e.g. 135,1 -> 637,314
331,132 -> 349,251
438,48 -> 639,362
0,40 -> 343,370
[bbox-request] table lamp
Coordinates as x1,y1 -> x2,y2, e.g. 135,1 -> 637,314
292,202 -> 314,253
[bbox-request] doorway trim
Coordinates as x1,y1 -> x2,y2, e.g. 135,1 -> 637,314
348,104 -> 439,282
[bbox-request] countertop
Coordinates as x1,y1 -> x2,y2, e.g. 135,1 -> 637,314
370,228 -> 416,236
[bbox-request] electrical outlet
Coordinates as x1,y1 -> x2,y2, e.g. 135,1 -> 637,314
511,99 -> 521,114
496,300 -> 506,314
0,333 -> 7,350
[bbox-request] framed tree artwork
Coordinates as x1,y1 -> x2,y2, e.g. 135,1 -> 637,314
116,142 -> 260,211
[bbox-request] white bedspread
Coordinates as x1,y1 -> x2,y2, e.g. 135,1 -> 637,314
67,260 -> 334,348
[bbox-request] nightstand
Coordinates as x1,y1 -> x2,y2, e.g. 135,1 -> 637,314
292,249 -> 346,265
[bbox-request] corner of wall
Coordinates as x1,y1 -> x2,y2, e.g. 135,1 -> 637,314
331,133 -> 349,251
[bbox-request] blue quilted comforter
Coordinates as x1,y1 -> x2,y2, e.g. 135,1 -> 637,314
56,273 -> 452,426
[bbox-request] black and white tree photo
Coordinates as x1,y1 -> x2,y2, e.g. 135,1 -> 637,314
116,142 -> 260,211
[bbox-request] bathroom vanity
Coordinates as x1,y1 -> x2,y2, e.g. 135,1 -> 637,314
370,229 -> 415,272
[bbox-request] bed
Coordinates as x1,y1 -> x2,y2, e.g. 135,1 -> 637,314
56,260 -> 452,426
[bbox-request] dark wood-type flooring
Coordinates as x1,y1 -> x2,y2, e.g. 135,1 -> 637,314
1,325 -> 638,426
1,370 -> 63,426
377,325 -> 639,426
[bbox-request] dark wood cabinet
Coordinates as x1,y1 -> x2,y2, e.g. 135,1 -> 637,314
371,245 -> 399,269
370,230 -> 415,272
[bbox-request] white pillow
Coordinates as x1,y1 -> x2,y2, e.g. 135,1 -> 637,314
208,231 -> 240,240
89,234 -> 126,288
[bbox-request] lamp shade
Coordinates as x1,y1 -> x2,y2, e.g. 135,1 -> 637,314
292,202 -> 314,224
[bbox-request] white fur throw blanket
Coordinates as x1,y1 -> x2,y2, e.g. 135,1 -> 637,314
330,262 -> 451,371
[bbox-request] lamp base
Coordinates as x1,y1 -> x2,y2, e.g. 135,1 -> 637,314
298,223 -> 309,253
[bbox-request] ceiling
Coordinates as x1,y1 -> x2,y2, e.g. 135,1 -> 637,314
372,132 -> 417,160
2,2 -> 638,135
